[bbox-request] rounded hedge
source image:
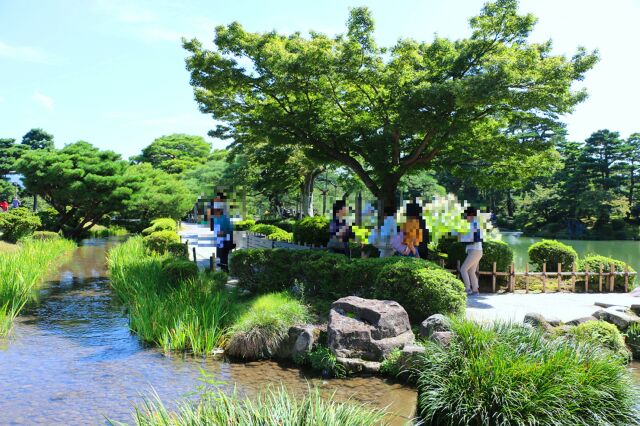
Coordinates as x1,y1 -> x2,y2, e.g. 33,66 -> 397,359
528,239 -> 578,272
167,242 -> 188,259
579,254 -> 636,290
142,218 -> 177,236
250,224 -> 281,236
36,207 -> 60,231
0,207 -> 41,242
445,239 -> 514,272
30,231 -> 61,240
374,260 -> 466,322
162,257 -> 199,284
143,230 -> 180,253
234,219 -> 256,231
292,216 -> 330,246
567,320 -> 630,363
268,229 -> 293,242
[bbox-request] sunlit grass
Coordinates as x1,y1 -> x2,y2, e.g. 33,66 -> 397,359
0,238 -> 75,336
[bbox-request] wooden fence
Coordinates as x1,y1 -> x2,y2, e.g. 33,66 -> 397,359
246,232 -> 324,251
438,259 -> 637,293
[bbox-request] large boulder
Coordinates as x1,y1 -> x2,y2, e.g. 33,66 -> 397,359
328,296 -> 414,362
593,307 -> 640,331
277,325 -> 319,360
523,312 -> 553,331
419,314 -> 452,338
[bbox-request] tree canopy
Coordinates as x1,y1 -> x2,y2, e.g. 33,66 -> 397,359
21,128 -> 54,150
133,133 -> 212,174
183,0 -> 598,211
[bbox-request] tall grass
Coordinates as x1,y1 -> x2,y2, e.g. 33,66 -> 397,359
87,225 -> 128,238
110,386 -> 387,426
0,238 -> 75,335
225,292 -> 309,359
108,237 -> 238,355
415,319 -> 640,425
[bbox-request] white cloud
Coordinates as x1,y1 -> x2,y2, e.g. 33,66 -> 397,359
0,40 -> 50,63
33,92 -> 54,110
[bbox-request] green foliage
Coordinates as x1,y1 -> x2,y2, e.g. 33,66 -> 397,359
0,207 -> 41,242
142,218 -> 177,236
579,254 -> 636,290
0,238 -> 74,335
225,292 -> 309,359
86,225 -> 128,238
0,138 -> 24,177
445,240 -> 514,273
115,386 -> 386,426
108,237 -> 239,355
307,345 -> 347,379
567,320 -> 630,363
250,224 -> 281,236
36,207 -> 60,231
21,128 -> 54,150
293,217 -> 329,246
274,218 -> 296,232
268,229 -> 293,242
30,231 -> 61,241
626,323 -> 640,360
167,242 -> 188,259
134,134 -> 211,174
528,239 -> 578,272
233,219 -> 256,231
143,230 -> 180,254
375,260 -> 466,322
0,179 -> 15,201
162,257 -> 199,285
379,347 -> 403,377
415,320 -> 640,425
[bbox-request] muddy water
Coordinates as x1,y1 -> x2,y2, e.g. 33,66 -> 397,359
0,239 -> 416,425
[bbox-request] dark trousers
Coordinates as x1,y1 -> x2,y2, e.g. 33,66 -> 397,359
217,240 -> 234,272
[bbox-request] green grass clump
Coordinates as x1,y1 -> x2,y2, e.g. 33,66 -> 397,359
566,320 -> 630,363
0,238 -> 75,335
225,292 -> 309,359
379,348 -> 402,377
110,386 -> 386,426
415,320 -> 640,425
87,225 -> 128,238
108,237 -> 238,355
626,323 -> 640,360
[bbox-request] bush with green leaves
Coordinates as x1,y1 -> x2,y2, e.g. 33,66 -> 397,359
292,216 -> 330,246
167,242 -> 188,258
579,254 -> 636,290
626,323 -> 640,360
162,257 -> 199,285
250,223 -> 281,236
307,345 -> 346,378
29,231 -> 61,241
141,218 -> 177,236
445,239 -> 514,272
566,320 -> 630,363
379,347 -> 403,377
275,218 -> 296,232
375,259 -> 466,322
36,207 -> 60,231
143,230 -> 180,253
0,207 -> 42,242
225,292 -> 309,359
415,320 -> 640,425
528,239 -> 578,272
268,229 -> 293,242
233,219 -> 256,231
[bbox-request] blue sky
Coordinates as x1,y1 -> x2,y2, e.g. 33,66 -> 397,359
1,0 -> 638,160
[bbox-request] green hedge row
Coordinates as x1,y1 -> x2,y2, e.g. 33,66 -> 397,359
229,249 -> 466,322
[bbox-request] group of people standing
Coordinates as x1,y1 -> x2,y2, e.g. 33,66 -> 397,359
328,200 -> 483,295
0,196 -> 21,212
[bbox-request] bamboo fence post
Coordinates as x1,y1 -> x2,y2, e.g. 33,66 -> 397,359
439,259 -> 445,268
625,265 -> 629,293
542,262 -> 547,293
585,265 -> 590,293
525,263 -> 529,294
610,263 -> 615,292
457,259 -> 461,279
210,255 -> 215,271
571,262 -> 576,292
192,247 -> 197,264
598,265 -> 603,292
557,263 -> 562,292
492,262 -> 497,293
510,263 -> 515,292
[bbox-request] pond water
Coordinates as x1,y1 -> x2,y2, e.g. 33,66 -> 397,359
502,233 -> 640,272
0,239 -> 416,425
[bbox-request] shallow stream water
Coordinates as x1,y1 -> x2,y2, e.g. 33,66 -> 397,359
0,238 -> 416,425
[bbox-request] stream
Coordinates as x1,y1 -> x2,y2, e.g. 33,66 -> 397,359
0,238 -> 416,425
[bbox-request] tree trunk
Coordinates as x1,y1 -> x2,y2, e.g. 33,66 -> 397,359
300,169 -> 321,217
377,177 -> 400,224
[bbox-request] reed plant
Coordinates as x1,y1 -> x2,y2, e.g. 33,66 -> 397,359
0,238 -> 75,336
415,319 -> 640,425
108,237 -> 238,355
110,386 -> 387,426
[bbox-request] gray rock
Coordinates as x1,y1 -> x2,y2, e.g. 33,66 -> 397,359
277,325 -> 318,359
523,312 -> 552,331
565,316 -> 597,326
593,307 -> 640,331
419,314 -> 452,338
631,304 -> 640,316
401,344 -> 427,356
335,356 -> 381,373
328,296 -> 414,362
431,331 -> 454,348
546,316 -> 562,327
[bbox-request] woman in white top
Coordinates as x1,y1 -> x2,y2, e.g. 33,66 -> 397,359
458,206 -> 483,295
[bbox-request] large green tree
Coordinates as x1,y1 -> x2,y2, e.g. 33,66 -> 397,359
21,128 -> 54,150
133,134 -> 212,174
0,138 -> 24,177
16,141 -> 134,238
183,0 -> 597,212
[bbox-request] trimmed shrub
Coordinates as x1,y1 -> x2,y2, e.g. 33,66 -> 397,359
528,239 -> 578,272
225,292 -> 309,359
234,219 -> 256,231
293,216 -> 330,246
143,230 -> 180,253
142,218 -> 177,236
579,254 -> 636,290
0,207 -> 41,242
275,218 -> 296,232
162,257 -> 199,285
567,320 -> 630,362
36,207 -> 59,231
445,239 -> 514,272
375,260 -> 466,322
250,224 -> 281,236
30,231 -> 61,240
416,320 -> 640,425
268,229 -> 293,242
167,242 -> 188,258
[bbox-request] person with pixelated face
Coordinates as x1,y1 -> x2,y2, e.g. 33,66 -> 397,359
391,202 -> 424,257
458,206 -> 483,295
368,205 -> 398,257
328,200 -> 352,256
211,193 -> 234,272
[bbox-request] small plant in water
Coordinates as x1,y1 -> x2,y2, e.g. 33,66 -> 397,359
308,345 -> 346,379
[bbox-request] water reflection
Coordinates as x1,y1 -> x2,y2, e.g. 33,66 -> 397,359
0,238 -> 415,425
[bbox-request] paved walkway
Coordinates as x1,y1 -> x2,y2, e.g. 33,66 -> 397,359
178,222 -> 216,270
466,291 -> 640,323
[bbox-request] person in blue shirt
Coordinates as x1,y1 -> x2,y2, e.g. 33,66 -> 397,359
210,194 -> 234,272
